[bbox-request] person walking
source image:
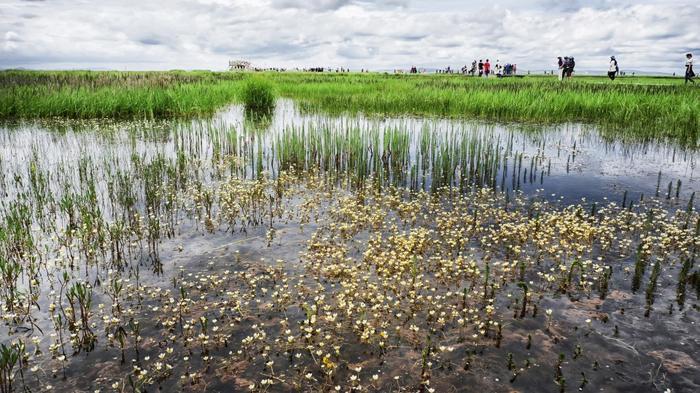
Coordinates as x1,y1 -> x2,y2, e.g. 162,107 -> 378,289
484,59 -> 491,78
608,56 -> 619,80
561,56 -> 570,80
566,57 -> 576,78
558,57 -> 565,81
478,60 -> 484,77
685,53 -> 695,84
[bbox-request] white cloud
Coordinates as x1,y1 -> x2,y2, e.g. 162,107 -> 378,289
0,0 -> 697,73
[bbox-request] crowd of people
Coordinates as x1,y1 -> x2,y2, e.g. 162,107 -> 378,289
241,53 -> 696,85
303,67 -> 358,72
248,67 -> 365,73
556,56 -> 576,80
457,60 -> 518,77
406,60 -> 519,77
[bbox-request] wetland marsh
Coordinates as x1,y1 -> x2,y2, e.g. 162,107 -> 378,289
0,74 -> 699,393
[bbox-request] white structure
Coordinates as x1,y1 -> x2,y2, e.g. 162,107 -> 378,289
229,60 -> 252,71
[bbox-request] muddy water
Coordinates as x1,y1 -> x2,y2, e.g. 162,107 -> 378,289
0,101 -> 698,393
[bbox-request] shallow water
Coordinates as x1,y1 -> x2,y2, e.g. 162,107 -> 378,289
0,101 -> 698,393
1,100 -> 697,206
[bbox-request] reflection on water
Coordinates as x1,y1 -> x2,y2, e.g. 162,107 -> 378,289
0,101 -> 698,393
1,100 -> 698,206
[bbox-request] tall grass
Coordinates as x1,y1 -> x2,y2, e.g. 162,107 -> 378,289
1,83 -> 245,119
1,70 -> 698,143
241,77 -> 276,114
270,73 -> 700,142
0,71 -> 244,119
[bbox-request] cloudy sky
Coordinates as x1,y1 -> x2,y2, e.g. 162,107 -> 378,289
1,0 -> 698,73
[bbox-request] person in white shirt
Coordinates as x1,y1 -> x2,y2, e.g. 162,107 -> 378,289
608,56 -> 619,81
557,57 -> 564,81
685,53 -> 695,85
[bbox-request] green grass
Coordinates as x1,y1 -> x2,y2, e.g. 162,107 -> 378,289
0,70 -> 245,119
241,77 -> 276,113
1,70 -> 698,143
269,73 -> 699,143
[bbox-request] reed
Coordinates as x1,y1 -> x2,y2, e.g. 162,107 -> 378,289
2,70 -> 699,144
0,71 -> 243,119
270,73 -> 700,144
241,77 -> 276,114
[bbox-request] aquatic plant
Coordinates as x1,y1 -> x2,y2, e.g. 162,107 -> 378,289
676,257 -> 693,308
241,77 -> 276,114
0,258 -> 21,314
0,104 -> 697,392
0,342 -> 25,393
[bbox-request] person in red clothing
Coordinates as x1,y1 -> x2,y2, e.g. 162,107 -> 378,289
484,59 -> 491,77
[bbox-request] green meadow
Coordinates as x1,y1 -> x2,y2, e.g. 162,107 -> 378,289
1,70 -> 698,142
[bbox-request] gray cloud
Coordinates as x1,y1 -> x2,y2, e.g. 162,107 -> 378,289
271,0 -> 352,11
0,0 -> 697,73
272,0 -> 408,11
139,38 -> 162,46
536,0 -> 614,12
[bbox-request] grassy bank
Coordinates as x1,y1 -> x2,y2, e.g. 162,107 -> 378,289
0,70 -> 244,118
1,70 -> 698,142
269,73 -> 699,142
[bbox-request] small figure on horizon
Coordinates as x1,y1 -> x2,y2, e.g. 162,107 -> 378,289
478,60 -> 484,77
484,59 -> 491,77
564,57 -> 575,79
608,56 -> 619,80
685,53 -> 695,84
557,57 -> 564,81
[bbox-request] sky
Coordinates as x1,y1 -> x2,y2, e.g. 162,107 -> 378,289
1,0 -> 698,73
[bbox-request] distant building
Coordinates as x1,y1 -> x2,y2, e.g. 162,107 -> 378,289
229,60 -> 252,71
